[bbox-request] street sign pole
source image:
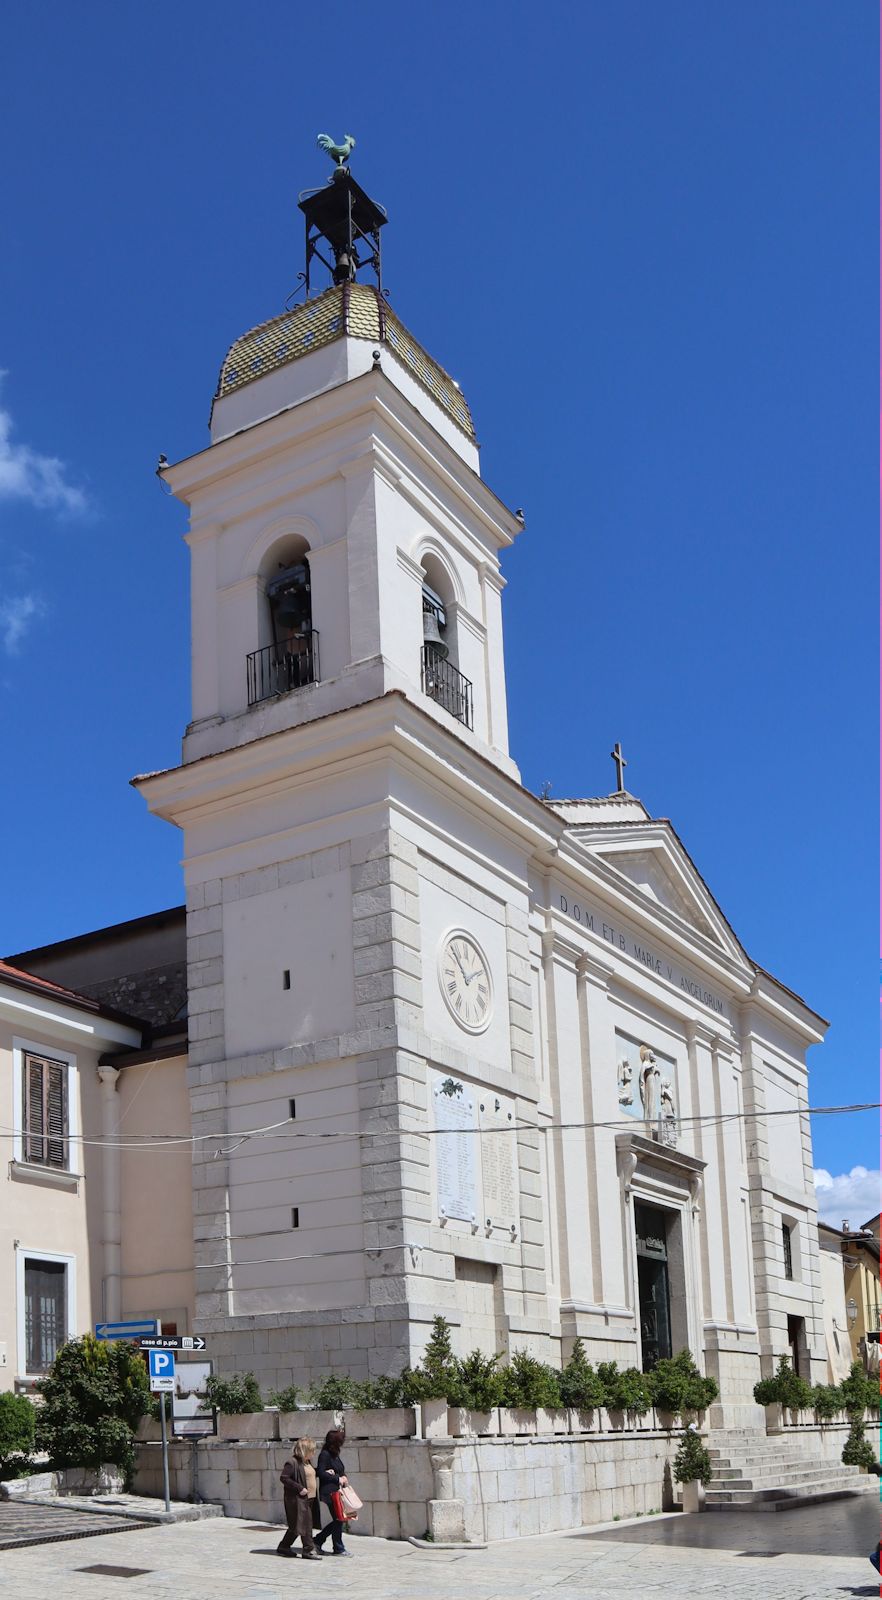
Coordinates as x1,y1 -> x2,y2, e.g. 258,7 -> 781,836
148,1349 -> 175,1515
159,1391 -> 171,1515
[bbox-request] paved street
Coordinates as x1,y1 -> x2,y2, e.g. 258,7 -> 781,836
0,1499 -> 879,1600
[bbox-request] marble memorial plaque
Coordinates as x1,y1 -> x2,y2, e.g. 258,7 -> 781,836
479,1093 -> 518,1229
433,1078 -> 478,1224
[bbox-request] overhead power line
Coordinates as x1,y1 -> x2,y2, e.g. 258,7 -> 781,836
0,1101 -> 876,1154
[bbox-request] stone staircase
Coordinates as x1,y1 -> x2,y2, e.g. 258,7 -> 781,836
705,1430 -> 877,1511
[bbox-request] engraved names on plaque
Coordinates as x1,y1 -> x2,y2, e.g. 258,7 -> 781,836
479,1092 -> 518,1230
433,1077 -> 478,1224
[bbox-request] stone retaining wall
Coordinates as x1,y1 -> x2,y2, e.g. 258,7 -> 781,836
133,1427 -> 682,1541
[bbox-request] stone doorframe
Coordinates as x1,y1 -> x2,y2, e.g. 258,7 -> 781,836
616,1132 -> 706,1372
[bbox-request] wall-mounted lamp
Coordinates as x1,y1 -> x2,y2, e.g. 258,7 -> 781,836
847,1297 -> 858,1327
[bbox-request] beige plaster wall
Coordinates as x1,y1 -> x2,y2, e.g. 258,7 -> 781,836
118,1053 -> 195,1332
0,1016 -> 103,1390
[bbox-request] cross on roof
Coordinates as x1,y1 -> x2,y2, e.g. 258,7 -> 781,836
611,741 -> 627,793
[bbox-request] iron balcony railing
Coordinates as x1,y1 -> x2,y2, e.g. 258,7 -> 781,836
421,643 -> 473,730
246,632 -> 320,707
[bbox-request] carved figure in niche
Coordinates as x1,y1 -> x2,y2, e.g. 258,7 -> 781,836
660,1077 -> 676,1124
617,1058 -> 634,1107
638,1044 -> 661,1122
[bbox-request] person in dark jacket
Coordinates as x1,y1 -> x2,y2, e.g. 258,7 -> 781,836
277,1437 -> 321,1559
314,1427 -> 353,1556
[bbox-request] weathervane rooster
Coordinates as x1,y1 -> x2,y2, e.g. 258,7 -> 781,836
317,132 -> 356,168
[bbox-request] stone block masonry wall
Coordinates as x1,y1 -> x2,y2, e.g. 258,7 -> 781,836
134,1430 -> 682,1541
182,826 -> 440,1385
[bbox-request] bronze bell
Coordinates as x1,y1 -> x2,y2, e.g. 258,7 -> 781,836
422,607 -> 449,659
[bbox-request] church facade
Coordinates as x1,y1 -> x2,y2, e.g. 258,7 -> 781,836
127,161 -> 828,1429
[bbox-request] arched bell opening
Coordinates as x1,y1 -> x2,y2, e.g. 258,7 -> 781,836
418,552 -> 472,730
248,535 -> 320,705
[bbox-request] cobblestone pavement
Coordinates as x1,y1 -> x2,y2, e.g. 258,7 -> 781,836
0,1501 -> 879,1598
0,1500 -> 152,1549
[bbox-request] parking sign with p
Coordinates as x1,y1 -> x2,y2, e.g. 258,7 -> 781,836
148,1348 -> 176,1392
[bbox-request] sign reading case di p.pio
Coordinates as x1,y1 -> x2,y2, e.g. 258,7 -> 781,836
556,891 -> 727,1017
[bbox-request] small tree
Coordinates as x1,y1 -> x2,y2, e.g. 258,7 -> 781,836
559,1339 -> 605,1411
0,1393 -> 35,1480
450,1351 -> 503,1412
842,1418 -> 877,1472
36,1333 -> 150,1485
673,1425 -> 712,1486
419,1316 -> 459,1400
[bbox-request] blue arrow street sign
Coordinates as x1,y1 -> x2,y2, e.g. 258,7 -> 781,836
148,1348 -> 176,1392
95,1319 -> 160,1341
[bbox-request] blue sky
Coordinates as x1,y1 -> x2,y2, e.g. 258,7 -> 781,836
0,2 -> 876,1206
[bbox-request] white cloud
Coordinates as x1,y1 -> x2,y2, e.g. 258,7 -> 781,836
814,1166 -> 881,1228
0,593 -> 44,654
0,377 -> 87,514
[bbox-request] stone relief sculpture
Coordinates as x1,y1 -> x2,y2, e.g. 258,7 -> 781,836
638,1043 -> 661,1122
617,1058 -> 634,1107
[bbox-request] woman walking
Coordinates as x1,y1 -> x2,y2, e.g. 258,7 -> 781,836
314,1427 -> 353,1557
276,1437 -> 321,1559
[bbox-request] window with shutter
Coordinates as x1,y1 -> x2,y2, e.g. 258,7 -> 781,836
22,1052 -> 69,1168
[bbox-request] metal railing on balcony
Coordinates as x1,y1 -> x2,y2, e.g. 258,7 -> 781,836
421,643 -> 473,730
246,632 -> 320,707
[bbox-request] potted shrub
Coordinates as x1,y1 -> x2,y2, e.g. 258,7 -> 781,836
559,1339 -> 605,1432
498,1350 -> 561,1434
597,1362 -> 652,1431
649,1350 -> 718,1428
446,1351 -> 503,1436
811,1383 -> 842,1425
673,1423 -> 712,1513
341,1376 -> 416,1440
202,1372 -> 277,1440
414,1316 -> 460,1438
753,1356 -> 813,1430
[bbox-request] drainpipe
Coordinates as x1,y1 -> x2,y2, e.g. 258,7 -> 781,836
98,1065 -> 121,1323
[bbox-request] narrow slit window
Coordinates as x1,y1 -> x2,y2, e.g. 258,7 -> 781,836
782,1221 -> 794,1281
289,1099 -> 296,1121
291,1207 -> 300,1229
282,970 -> 291,990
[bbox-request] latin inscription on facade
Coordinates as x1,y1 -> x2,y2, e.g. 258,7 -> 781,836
556,890 -> 726,1016
433,1078 -> 478,1223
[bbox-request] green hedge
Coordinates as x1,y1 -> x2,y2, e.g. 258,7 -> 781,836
754,1356 -> 879,1421
217,1322 -> 717,1422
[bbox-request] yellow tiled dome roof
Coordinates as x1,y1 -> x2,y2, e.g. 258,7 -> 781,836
214,283 -> 475,441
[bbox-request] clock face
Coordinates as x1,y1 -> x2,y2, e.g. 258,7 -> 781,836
439,932 -> 493,1033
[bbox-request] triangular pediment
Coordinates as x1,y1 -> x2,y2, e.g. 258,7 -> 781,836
564,819 -> 748,965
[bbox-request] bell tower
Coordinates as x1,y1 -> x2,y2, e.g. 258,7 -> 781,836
136,145 -> 539,1387
165,148 -> 522,778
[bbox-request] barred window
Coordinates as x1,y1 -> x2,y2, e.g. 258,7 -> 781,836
24,1258 -> 67,1372
22,1051 -> 68,1168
